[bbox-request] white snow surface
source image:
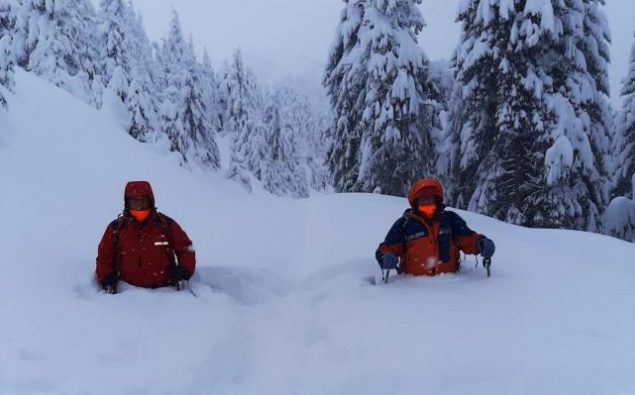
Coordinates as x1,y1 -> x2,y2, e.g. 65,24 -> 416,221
1,71 -> 635,394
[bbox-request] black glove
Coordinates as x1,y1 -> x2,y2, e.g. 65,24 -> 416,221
101,272 -> 119,294
172,265 -> 192,282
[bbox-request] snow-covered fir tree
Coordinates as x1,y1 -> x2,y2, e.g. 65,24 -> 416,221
261,88 -> 310,198
324,0 -> 443,196
447,0 -> 608,231
605,30 -> 635,241
99,0 -> 153,109
427,59 -> 454,180
428,59 -> 454,112
446,0 -> 515,213
580,0 -> 613,200
99,0 -> 132,91
219,49 -> 266,190
0,0 -> 16,110
0,0 -> 16,37
289,90 -> 332,193
127,64 -> 158,140
614,31 -> 635,201
125,8 -> 158,140
13,0 -> 100,103
157,11 -> 219,170
201,48 -> 220,132
182,37 -> 220,169
604,173 -> 635,242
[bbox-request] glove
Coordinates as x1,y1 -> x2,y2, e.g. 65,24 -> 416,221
100,272 -> 118,294
172,266 -> 192,282
380,253 -> 399,270
478,237 -> 495,259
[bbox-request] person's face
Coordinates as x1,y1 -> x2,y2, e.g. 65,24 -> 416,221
129,196 -> 151,211
415,195 -> 436,206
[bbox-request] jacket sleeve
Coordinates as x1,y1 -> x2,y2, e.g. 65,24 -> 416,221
447,211 -> 482,255
95,222 -> 117,283
169,220 -> 196,279
376,217 -> 407,262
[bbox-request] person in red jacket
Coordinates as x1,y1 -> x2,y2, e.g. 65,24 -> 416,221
376,178 -> 495,276
95,181 -> 196,294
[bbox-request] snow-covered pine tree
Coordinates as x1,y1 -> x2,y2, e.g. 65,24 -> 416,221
127,66 -> 157,140
614,31 -> 635,201
98,0 -> 134,99
284,88 -> 331,193
605,29 -> 635,241
448,0 -> 607,231
323,1 -> 364,193
579,0 -> 613,202
604,173 -> 635,241
125,7 -> 158,140
68,0 -> 101,106
324,0 -> 442,196
11,0 -> 32,68
427,59 -> 454,181
107,65 -> 128,101
149,40 -> 166,93
261,88 -> 310,198
201,48 -> 220,133
181,37 -> 220,169
428,60 -> 454,112
220,49 -> 266,189
157,11 -> 219,171
0,0 -> 16,110
0,0 -> 15,43
13,0 -> 100,103
447,0 -> 525,216
306,104 -> 332,192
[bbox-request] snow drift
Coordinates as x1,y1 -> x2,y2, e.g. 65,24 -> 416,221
1,71 -> 634,395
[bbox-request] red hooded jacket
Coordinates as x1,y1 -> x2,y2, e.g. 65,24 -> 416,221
95,181 -> 196,288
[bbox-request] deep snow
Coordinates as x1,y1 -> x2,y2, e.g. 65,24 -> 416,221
1,71 -> 634,394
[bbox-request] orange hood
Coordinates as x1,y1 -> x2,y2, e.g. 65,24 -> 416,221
407,178 -> 444,207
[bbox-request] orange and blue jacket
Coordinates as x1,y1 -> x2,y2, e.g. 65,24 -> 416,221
376,209 -> 482,276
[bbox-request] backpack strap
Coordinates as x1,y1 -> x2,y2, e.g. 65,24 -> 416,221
398,212 -> 411,274
111,214 -> 128,278
155,213 -> 174,245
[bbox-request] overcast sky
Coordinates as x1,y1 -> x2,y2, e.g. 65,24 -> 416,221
124,0 -> 634,107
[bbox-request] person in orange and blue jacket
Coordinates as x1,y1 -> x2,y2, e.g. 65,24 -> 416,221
376,178 -> 495,276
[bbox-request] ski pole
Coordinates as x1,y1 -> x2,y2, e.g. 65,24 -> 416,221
184,281 -> 198,298
104,284 -> 117,295
483,258 -> 491,278
382,269 -> 391,284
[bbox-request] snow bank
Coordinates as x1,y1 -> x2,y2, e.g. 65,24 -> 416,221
1,71 -> 634,395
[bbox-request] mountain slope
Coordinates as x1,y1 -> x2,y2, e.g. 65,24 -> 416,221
1,71 -> 634,395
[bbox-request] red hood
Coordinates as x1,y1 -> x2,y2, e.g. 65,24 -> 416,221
124,181 -> 155,209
